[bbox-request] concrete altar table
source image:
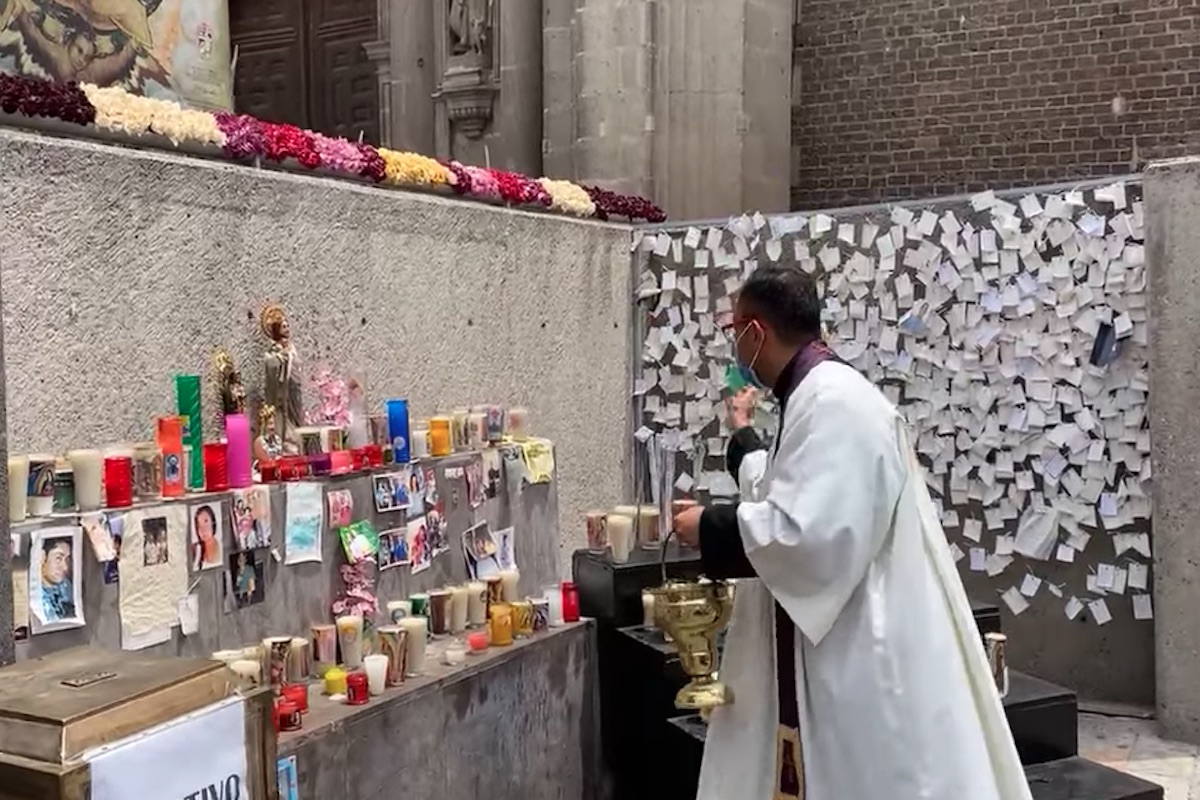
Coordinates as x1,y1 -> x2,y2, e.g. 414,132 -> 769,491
279,621 -> 601,800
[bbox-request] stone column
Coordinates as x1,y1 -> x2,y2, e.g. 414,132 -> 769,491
0,251 -> 11,667
549,0 -> 793,218
369,0 -> 436,152
1146,157 -> 1200,743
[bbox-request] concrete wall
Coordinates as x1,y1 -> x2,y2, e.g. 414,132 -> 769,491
1146,158 -> 1200,743
0,128 -> 634,574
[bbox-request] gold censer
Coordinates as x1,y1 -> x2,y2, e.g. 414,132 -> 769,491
651,579 -> 735,711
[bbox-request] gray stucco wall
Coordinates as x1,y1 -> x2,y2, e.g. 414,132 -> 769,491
0,128 -> 634,574
1146,158 -> 1200,742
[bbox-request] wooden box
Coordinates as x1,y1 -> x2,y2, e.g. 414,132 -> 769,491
0,647 -> 277,800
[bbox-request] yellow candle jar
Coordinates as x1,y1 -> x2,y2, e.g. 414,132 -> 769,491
324,666 -> 348,696
511,600 -> 534,638
489,603 -> 514,646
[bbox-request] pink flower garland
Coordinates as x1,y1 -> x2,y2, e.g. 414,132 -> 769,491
492,168 -> 552,207
458,163 -> 501,201
312,133 -> 368,177
262,122 -> 320,169
214,112 -> 266,160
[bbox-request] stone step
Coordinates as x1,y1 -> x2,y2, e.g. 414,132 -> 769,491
665,718 -> 1161,800
1005,670 -> 1079,764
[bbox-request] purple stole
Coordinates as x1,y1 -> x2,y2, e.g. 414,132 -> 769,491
772,340 -> 843,800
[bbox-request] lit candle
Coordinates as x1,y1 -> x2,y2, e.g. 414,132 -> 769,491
7,456 -> 27,523
225,413 -> 253,488
26,455 -> 55,517
229,659 -> 262,690
443,645 -> 466,666
499,569 -> 520,602
467,631 -> 489,652
449,585 -> 470,633
607,514 -> 635,563
311,623 -> 337,676
68,450 -> 101,511
642,591 -> 656,628
399,617 -> 428,676
466,581 -> 487,626
544,584 -> 564,627
637,505 -> 662,549
363,654 -> 389,695
410,423 -> 430,459
336,615 -> 364,669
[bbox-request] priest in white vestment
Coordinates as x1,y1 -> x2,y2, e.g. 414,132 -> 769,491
673,265 -> 1031,800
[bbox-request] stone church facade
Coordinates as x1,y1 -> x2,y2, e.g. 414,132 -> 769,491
231,0 -> 1199,219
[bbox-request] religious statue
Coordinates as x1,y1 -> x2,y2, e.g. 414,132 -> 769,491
212,348 -> 247,419
254,403 -> 283,465
447,0 -> 490,56
260,305 -> 304,454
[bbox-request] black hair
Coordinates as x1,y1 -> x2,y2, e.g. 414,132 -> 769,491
738,265 -> 822,343
194,505 -> 217,528
43,537 -> 70,554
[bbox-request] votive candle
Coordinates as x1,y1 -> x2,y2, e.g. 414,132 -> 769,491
203,442 -> 229,493
311,623 -> 337,675
429,417 -> 452,457
507,407 -> 529,441
225,413 -> 253,488
544,584 -> 564,627
103,455 -> 134,509
428,589 -> 452,636
490,603 -> 514,646
175,374 -> 204,490
467,631 -> 489,652
642,591 -> 656,628
336,615 -> 364,668
386,399 -> 411,464
282,682 -> 309,714
26,455 -> 55,517
499,569 -> 520,602
323,666 -> 348,696
288,637 -> 311,683
68,449 -> 101,511
449,585 -> 470,633
156,416 -> 186,498
229,659 -> 262,690
467,581 -> 487,626
387,600 -> 412,623
363,654 -> 389,695
7,456 -> 28,523
607,514 -> 635,564
443,645 -> 466,666
131,442 -> 162,501
410,423 -> 430,459
637,505 -> 662,550
399,616 -> 428,676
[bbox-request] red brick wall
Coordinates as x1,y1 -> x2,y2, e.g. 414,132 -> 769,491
790,0 -> 1200,209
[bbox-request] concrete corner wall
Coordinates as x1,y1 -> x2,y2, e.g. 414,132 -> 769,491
0,129 -> 633,574
1146,157 -> 1200,742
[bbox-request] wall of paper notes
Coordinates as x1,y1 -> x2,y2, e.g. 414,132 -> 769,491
630,179 -> 1151,628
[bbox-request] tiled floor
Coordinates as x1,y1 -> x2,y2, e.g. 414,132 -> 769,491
1080,713 -> 1200,799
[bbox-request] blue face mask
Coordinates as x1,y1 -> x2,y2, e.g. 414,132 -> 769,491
730,323 -> 766,390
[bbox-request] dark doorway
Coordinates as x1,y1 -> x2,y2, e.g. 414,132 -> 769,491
229,0 -> 380,143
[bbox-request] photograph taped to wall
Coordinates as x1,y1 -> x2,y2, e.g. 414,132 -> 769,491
29,526 -> 85,634
631,181 -> 1151,624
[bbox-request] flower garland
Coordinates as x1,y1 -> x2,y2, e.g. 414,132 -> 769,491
82,84 -> 224,146
0,74 -> 94,125
377,148 -> 451,187
0,73 -> 666,221
539,178 -> 597,217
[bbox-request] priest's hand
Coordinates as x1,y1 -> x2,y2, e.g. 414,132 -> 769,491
674,505 -> 704,548
726,387 -> 759,430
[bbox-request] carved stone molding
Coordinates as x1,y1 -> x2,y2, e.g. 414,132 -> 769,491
433,0 -> 500,149
366,0 -> 393,145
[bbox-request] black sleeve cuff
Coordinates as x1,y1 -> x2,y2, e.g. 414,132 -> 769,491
726,426 -> 766,480
699,504 -> 757,580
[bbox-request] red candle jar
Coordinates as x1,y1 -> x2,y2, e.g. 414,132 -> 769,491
276,699 -> 302,732
279,456 -> 307,481
330,450 -> 354,476
260,459 -> 279,483
103,456 -> 133,508
365,444 -> 384,468
203,442 -> 229,492
467,631 -> 489,652
282,682 -> 309,714
346,671 -> 369,706
350,447 -> 370,471
561,581 -> 580,623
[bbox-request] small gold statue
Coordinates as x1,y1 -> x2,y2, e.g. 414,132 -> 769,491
260,304 -> 304,454
212,348 -> 247,418
254,403 -> 283,464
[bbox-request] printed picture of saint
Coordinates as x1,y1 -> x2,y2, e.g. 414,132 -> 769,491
0,0 -> 172,91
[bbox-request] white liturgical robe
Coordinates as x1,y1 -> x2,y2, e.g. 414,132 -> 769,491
696,361 -> 1031,800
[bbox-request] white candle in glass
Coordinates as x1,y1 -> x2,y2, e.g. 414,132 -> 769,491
443,645 -> 466,666
607,514 -> 635,563
336,615 -> 364,668
642,590 -> 656,628
229,659 -> 261,689
26,454 -> 55,517
499,569 -> 520,602
6,456 -> 28,523
363,654 -> 389,695
637,505 -> 662,550
386,600 -> 412,623
466,581 -> 487,626
449,585 -> 470,633
399,616 -> 428,676
68,449 -> 102,511
544,584 -> 564,627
